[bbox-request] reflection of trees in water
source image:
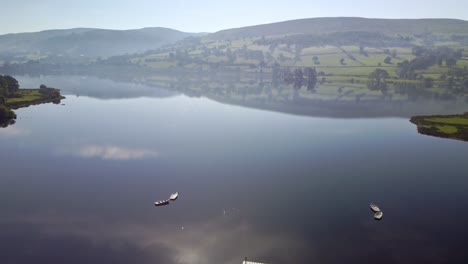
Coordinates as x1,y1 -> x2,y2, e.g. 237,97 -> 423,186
0,119 -> 16,128
137,70 -> 467,118
0,119 -> 15,128
155,73 -> 455,103
274,65 -> 317,92
394,82 -> 460,102
4,65 -> 467,120
0,105 -> 16,128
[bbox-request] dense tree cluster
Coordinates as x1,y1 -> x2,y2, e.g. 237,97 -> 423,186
280,66 -> 317,90
39,84 -> 62,98
254,32 -> 413,48
367,69 -> 389,93
446,68 -> 468,94
0,75 -> 19,126
397,46 -> 463,79
0,75 -> 20,100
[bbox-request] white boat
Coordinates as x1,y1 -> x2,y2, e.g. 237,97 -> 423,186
370,203 -> 381,212
154,199 -> 170,206
170,192 -> 179,200
374,211 -> 383,220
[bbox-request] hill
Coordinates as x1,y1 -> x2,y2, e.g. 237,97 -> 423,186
0,27 -> 200,58
208,17 -> 468,40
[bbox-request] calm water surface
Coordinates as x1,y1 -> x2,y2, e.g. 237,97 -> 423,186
1,76 -> 468,264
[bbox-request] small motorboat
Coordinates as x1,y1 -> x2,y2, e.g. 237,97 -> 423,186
154,199 -> 170,206
370,203 -> 381,212
374,211 -> 383,220
170,192 -> 179,201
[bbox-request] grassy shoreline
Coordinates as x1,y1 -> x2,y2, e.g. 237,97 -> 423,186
410,113 -> 468,141
0,88 -> 65,127
5,89 -> 65,109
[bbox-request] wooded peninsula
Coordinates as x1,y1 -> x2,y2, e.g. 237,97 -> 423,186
0,75 -> 64,127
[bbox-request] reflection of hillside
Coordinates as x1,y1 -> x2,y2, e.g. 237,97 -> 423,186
16,75 -> 178,100
210,95 -> 466,118
15,72 -> 468,118
142,75 -> 468,118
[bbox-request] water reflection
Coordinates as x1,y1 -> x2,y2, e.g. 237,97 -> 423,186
3,196 -> 468,264
0,222 -> 153,264
0,126 -> 28,137
74,145 -> 160,160
1,211 -> 312,264
16,75 -> 177,100
1,75 -> 468,263
14,72 -> 468,119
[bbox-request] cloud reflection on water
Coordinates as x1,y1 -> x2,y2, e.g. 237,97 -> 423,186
77,145 -> 160,160
0,126 -> 29,137
3,213 -> 311,264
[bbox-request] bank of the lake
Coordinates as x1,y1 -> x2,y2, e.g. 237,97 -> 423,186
410,113 -> 468,141
5,88 -> 65,109
0,77 -> 65,127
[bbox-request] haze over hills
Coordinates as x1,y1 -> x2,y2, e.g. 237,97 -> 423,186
208,17 -> 468,39
2,17 -> 468,61
2,17 -> 468,122
0,27 -> 203,58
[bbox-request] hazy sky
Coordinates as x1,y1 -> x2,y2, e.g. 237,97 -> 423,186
1,0 -> 468,34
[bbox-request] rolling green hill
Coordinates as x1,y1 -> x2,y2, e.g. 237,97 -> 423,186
208,17 -> 468,40
0,27 -> 202,58
123,18 -> 468,79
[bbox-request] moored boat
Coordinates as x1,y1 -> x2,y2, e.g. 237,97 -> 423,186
154,199 -> 170,206
374,211 -> 383,220
170,192 -> 179,200
370,203 -> 381,212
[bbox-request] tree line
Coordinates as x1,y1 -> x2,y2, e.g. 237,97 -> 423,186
254,31 -> 414,49
396,46 -> 463,79
0,75 -> 20,103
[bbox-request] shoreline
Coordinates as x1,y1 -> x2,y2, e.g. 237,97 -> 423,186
5,95 -> 65,109
1,87 -> 65,127
410,113 -> 468,142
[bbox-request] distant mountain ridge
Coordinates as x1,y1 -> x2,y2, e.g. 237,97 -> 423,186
0,27 -> 202,57
208,17 -> 468,39
2,17 -> 468,60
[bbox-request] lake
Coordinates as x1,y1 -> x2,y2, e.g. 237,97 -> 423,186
1,75 -> 468,264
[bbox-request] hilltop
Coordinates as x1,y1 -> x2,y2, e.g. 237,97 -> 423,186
124,17 -> 468,79
1,17 -> 468,111
0,27 -> 203,58
208,17 -> 468,40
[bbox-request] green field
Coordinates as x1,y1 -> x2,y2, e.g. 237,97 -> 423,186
1,87 -> 65,127
436,125 -> 459,134
122,32 -> 468,104
426,117 -> 468,126
411,114 -> 468,141
5,90 -> 43,104
132,41 -> 457,79
5,89 -> 64,110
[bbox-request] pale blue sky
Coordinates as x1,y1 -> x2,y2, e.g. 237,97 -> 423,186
2,0 -> 468,34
